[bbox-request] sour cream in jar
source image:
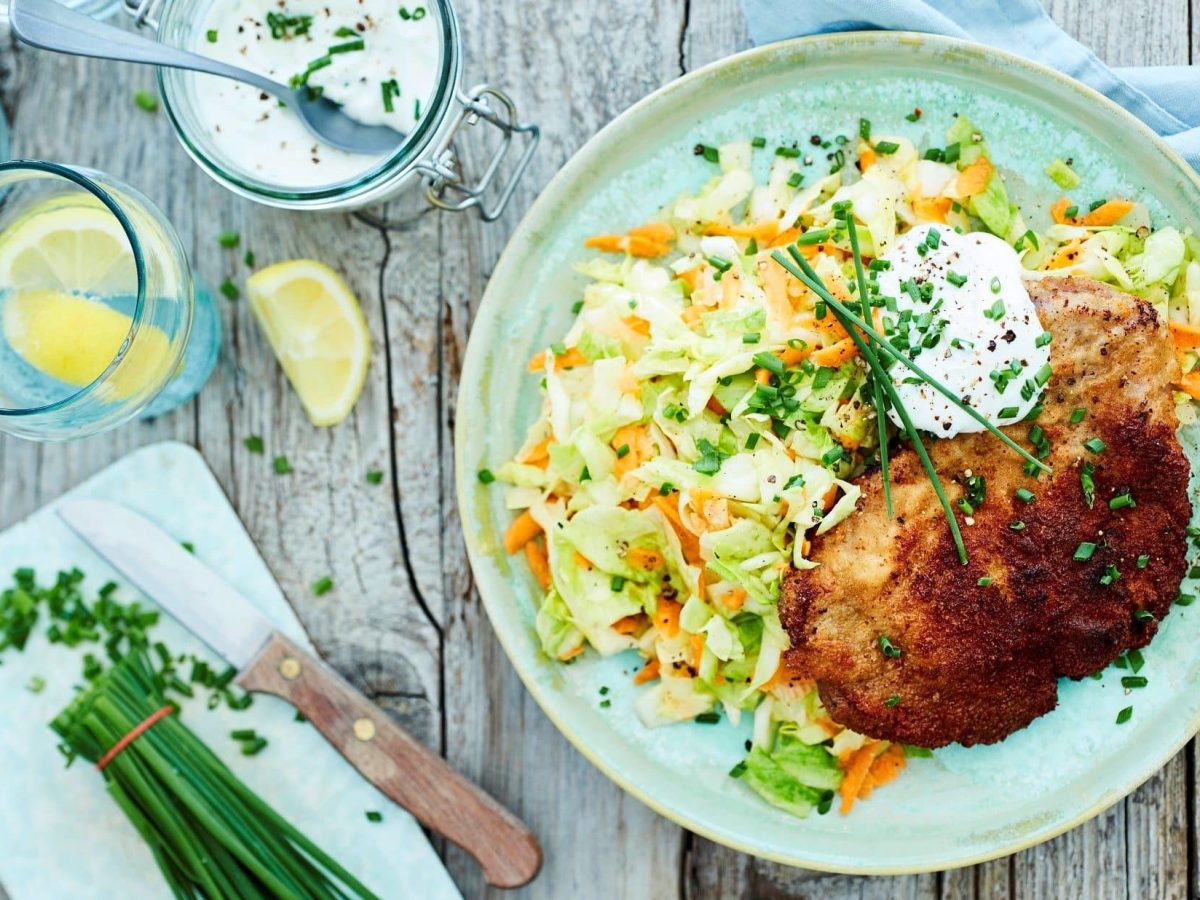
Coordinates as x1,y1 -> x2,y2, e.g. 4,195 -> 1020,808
873,224 -> 1051,437
193,0 -> 440,187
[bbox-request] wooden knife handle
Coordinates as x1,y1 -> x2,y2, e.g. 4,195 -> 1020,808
238,632 -> 542,889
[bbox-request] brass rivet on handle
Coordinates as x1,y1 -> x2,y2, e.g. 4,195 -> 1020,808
279,657 -> 302,681
353,718 -> 376,742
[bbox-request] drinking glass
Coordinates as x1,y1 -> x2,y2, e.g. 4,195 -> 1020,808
0,160 -> 219,441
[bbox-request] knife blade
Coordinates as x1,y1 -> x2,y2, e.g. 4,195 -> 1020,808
56,497 -> 542,888
58,498 -> 276,669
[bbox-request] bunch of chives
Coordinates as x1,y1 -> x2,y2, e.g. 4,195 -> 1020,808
770,208 -> 1051,564
52,651 -> 379,900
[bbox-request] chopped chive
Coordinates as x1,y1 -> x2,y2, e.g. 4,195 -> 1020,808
381,78 -> 400,113
230,728 -> 257,741
1035,331 -> 1053,348
695,711 -> 721,724
874,140 -> 900,155
243,435 -> 264,454
615,444 -> 631,459
858,118 -> 872,141
1015,488 -> 1035,504
978,576 -> 993,586
1116,706 -> 1133,724
206,28 -> 218,42
998,406 -> 1019,418
775,146 -> 801,158
752,351 -> 784,376
329,39 -> 365,53
273,455 -> 293,475
885,694 -> 901,707
240,736 -> 268,756
1121,675 -> 1147,689
751,136 -> 766,148
133,90 -> 158,113
312,576 -> 333,596
1064,205 -> 1079,219
1073,541 -> 1097,561
610,575 -> 625,592
1136,554 -> 1150,569
906,108 -> 922,122
181,541 -> 195,553
745,433 -> 760,450
989,276 -> 1002,294
984,299 -> 1005,320
878,635 -> 902,658
1084,437 -> 1106,454
1109,492 -> 1135,510
334,25 -> 358,36
219,279 -> 239,301
943,142 -> 961,163
742,332 -> 760,344
945,270 -> 968,287
477,467 -> 496,484
707,255 -> 733,273
787,172 -> 804,188
1099,564 -> 1121,586
1009,520 -> 1026,531
218,230 -> 240,248
1134,608 -> 1154,622
1126,649 -> 1145,673
1070,407 -> 1086,424
365,811 -> 383,823
1033,362 -> 1053,385
796,229 -> 830,246
243,249 -> 256,267
1178,593 -> 1196,606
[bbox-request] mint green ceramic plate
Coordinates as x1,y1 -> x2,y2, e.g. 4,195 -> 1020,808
455,33 -> 1200,874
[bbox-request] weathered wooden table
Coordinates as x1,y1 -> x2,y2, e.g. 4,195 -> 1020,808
0,0 -> 1193,897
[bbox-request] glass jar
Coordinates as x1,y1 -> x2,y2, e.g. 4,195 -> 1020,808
127,0 -> 537,216
0,161 -> 219,441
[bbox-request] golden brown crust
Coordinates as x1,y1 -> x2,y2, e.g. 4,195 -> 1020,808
779,276 -> 1192,748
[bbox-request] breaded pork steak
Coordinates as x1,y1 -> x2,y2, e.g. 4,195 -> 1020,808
780,276 -> 1192,748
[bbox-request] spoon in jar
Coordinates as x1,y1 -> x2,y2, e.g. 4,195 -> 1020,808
10,0 -> 406,155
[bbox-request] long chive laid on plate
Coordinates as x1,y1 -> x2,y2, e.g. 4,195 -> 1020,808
52,651 -> 379,900
780,239 -> 967,564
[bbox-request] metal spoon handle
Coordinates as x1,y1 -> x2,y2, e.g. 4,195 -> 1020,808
10,0 -> 287,99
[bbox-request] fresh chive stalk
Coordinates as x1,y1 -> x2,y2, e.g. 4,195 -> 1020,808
52,652 -> 380,899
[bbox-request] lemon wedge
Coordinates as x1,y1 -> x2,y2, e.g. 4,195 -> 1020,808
0,200 -> 136,295
246,260 -> 370,426
3,289 -> 170,398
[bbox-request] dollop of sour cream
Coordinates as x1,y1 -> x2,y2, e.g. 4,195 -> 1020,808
193,0 -> 440,188
873,224 -> 1050,436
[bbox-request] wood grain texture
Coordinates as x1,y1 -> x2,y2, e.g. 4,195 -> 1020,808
0,0 -> 1194,898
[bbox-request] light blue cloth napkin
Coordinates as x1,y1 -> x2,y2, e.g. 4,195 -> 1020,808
741,0 -> 1200,169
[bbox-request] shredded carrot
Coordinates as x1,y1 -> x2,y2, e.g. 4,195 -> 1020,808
623,314 -> 651,336
1042,240 -> 1083,270
627,548 -> 664,571
518,435 -> 553,465
613,614 -> 644,635
838,742 -> 881,814
811,337 -> 857,368
503,511 -> 542,555
1179,372 -> 1200,401
1170,320 -> 1200,351
524,539 -> 551,589
722,587 -> 747,611
654,597 -> 682,638
633,658 -> 661,684
690,633 -> 705,670
912,196 -> 952,224
1050,196 -> 1072,225
858,145 -> 876,172
706,395 -> 728,417
573,551 -> 594,571
1080,199 -> 1134,227
821,484 -> 840,514
585,223 -> 674,258
527,346 -> 589,372
653,497 -> 703,565
703,221 -> 778,241
628,222 -> 675,243
955,156 -> 993,197
761,663 -> 786,693
754,367 -> 772,385
768,227 -> 801,249
559,645 -> 585,661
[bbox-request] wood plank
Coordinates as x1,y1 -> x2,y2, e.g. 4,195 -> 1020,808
427,0 -> 692,896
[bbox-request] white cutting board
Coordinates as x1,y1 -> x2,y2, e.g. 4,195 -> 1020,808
0,441 -> 461,900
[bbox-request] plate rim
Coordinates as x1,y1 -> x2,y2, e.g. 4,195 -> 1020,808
455,30 -> 1200,875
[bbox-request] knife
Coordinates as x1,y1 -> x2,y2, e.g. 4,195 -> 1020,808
58,498 -> 542,890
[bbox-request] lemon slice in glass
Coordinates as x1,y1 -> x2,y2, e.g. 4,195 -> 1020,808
2,289 -> 169,400
0,200 -> 136,295
246,260 -> 370,426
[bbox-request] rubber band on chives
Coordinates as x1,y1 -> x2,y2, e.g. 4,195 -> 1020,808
96,705 -> 175,771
